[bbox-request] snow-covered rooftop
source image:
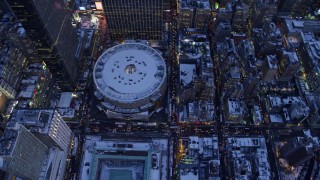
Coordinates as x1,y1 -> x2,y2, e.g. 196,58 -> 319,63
8,109 -> 55,134
80,136 -> 168,180
227,99 -> 245,115
57,92 -> 72,108
227,137 -> 261,147
180,64 -> 196,86
269,114 -> 283,123
227,137 -> 271,180
180,171 -> 198,180
94,43 -> 166,103
56,108 -> 75,118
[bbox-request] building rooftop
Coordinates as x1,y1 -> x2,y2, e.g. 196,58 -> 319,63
285,19 -> 320,33
180,0 -> 210,10
8,109 -> 55,134
268,96 -> 302,108
282,50 -> 299,64
17,84 -> 35,98
58,92 -> 73,108
56,108 -> 75,118
180,171 -> 198,180
180,136 -> 220,179
226,137 -> 271,180
252,105 -> 263,125
180,64 -> 196,86
269,114 -> 284,123
266,55 -> 278,69
227,137 -> 261,147
0,13 -> 26,38
227,99 -> 246,115
80,136 -> 168,180
0,123 -> 22,156
94,43 -> 166,104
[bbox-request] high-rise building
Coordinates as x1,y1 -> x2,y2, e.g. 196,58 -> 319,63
8,109 -> 73,152
0,123 -> 48,180
5,0 -> 79,90
178,0 -> 210,30
0,109 -> 73,180
103,0 -> 163,41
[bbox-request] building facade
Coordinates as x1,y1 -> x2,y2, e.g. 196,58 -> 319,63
178,0 -> 210,30
103,0 -> 163,41
6,0 -> 78,90
9,109 -> 73,152
0,13 -> 30,100
0,123 -> 48,180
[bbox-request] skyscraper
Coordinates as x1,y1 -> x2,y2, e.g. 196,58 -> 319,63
178,0 -> 211,30
5,0 -> 78,90
0,123 -> 48,180
9,109 -> 73,152
0,109 -> 74,179
103,0 -> 163,41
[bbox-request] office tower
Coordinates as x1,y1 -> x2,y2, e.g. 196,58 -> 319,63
6,0 -> 78,90
103,0 -> 163,41
9,109 -> 73,152
163,0 -> 172,11
0,123 -> 48,180
178,1 -> 194,29
178,0 -> 210,30
1,109 -> 74,180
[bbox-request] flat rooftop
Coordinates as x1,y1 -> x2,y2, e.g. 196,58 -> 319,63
109,169 -> 132,180
81,136 -> 168,180
180,64 -> 196,86
8,109 -> 55,134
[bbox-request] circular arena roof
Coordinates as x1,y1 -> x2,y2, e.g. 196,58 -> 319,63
93,43 -> 166,104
